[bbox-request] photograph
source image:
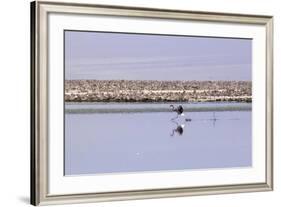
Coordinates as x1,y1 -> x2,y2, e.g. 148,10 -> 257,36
64,30 -> 252,175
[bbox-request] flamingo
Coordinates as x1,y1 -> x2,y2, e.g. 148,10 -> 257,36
170,104 -> 184,120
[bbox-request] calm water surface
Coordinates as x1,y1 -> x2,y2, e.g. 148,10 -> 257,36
65,102 -> 252,175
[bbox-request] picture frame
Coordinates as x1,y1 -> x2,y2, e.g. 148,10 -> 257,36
31,0 -> 273,205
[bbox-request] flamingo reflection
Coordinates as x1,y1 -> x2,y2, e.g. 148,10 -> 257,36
170,120 -> 185,137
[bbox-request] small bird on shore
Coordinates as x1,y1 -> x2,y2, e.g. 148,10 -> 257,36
170,105 -> 184,120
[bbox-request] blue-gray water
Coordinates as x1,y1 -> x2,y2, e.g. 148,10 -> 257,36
65,102 -> 252,175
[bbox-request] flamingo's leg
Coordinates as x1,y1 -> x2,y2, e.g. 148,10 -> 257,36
171,114 -> 179,121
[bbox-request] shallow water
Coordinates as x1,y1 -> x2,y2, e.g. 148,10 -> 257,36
64,103 -> 252,175
65,102 -> 252,114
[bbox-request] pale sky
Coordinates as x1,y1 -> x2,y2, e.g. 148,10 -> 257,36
65,30 -> 252,81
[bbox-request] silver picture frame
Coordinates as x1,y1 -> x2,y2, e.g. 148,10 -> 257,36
31,0 -> 273,205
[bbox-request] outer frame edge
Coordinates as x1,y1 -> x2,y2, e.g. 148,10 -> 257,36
35,0 -> 272,21
265,16 -> 274,191
38,183 -> 272,206
30,1 -> 37,206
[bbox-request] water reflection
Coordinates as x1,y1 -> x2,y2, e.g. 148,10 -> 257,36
211,112 -> 217,127
170,120 -> 185,137
169,111 -> 220,136
65,103 -> 252,175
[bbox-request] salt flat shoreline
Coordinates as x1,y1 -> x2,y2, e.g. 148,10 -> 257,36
65,102 -> 252,114
65,80 -> 252,103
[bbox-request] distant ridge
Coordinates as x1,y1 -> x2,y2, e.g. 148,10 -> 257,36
65,80 -> 252,103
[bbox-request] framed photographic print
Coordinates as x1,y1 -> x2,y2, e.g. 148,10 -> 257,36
30,0 -> 273,205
